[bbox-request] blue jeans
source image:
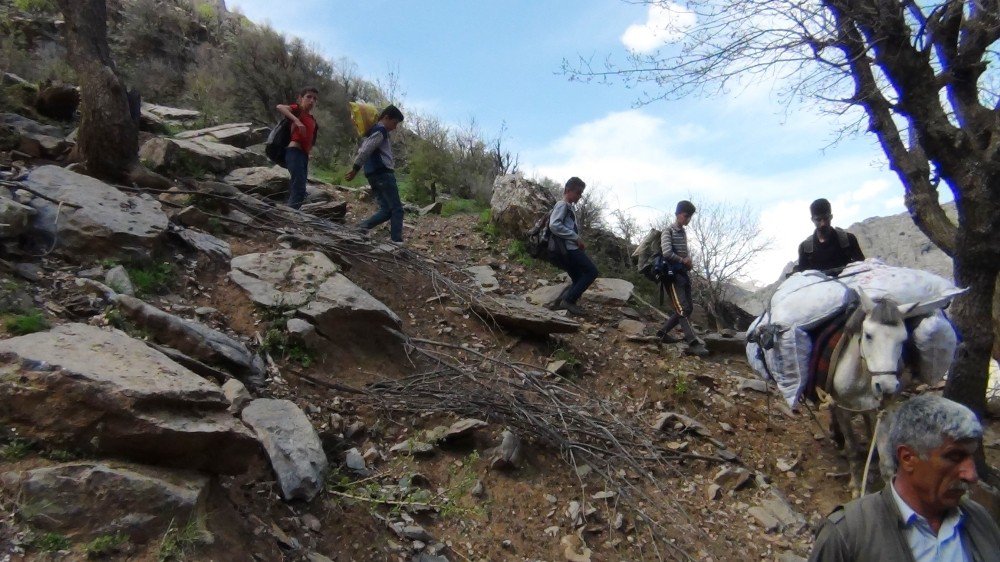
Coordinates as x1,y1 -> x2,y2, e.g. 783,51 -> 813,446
285,147 -> 308,209
360,172 -> 403,242
562,248 -> 598,304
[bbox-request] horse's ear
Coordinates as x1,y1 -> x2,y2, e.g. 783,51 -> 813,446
858,290 -> 876,312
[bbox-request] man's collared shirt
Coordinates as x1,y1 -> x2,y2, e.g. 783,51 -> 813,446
891,481 -> 969,562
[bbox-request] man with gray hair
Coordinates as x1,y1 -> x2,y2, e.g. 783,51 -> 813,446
809,395 -> 999,561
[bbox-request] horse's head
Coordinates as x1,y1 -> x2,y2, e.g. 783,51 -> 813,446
854,291 -> 911,399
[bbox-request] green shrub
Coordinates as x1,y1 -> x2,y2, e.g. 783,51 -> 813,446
126,262 -> 176,297
85,532 -> 128,558
0,438 -> 32,461
440,198 -> 487,217
30,532 -> 70,552
12,0 -> 57,13
475,209 -> 499,239
157,518 -> 205,561
4,311 -> 49,335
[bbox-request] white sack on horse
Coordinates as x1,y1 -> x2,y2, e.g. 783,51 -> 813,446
840,258 -> 964,307
908,310 -> 958,386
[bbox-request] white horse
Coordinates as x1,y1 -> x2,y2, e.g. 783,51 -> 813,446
825,292 -> 914,496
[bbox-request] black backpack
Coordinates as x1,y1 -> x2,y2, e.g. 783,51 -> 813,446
264,118 -> 292,168
526,211 -> 553,260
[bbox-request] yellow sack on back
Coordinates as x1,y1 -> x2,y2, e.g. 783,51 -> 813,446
349,101 -> 378,137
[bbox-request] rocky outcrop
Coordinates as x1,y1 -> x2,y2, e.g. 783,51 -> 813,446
116,295 -> 266,388
22,165 -> 168,260
0,323 -> 261,474
0,190 -> 36,239
175,122 -> 267,148
847,203 -> 955,279
141,102 -> 200,123
471,295 -> 579,336
171,227 -> 232,265
242,399 -> 328,501
1,462 -> 209,542
489,174 -> 556,237
223,166 -> 289,195
139,136 -> 268,176
0,112 -> 69,159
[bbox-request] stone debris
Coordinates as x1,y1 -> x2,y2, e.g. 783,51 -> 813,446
241,399 -> 329,501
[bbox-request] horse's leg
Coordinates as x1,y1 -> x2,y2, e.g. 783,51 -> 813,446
833,406 -> 863,497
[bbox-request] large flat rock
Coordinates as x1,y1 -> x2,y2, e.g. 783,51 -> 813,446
174,122 -> 267,148
525,278 -> 634,307
223,166 -> 289,196
1,462 -> 209,542
140,136 -> 268,176
242,399 -> 328,501
0,324 -> 260,474
22,165 -> 168,260
471,295 -> 579,336
140,102 -> 200,122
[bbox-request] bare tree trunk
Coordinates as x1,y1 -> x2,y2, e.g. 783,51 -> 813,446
57,0 -> 138,181
944,254 -> 997,417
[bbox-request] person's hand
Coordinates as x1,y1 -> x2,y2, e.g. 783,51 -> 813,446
293,119 -> 306,133
576,239 -> 586,250
683,256 -> 693,268
345,169 -> 357,181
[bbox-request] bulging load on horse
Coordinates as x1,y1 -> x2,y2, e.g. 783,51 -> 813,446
745,258 -> 966,494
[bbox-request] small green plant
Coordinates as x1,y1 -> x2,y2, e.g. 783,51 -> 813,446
3,310 -> 49,335
506,240 -> 534,267
30,532 -> 70,552
0,438 -> 32,460
126,262 -> 176,297
261,328 -> 314,368
13,0 -> 57,13
157,518 -> 204,561
42,448 -> 78,462
673,372 -> 690,397
475,209 -> 499,239
84,532 -> 128,558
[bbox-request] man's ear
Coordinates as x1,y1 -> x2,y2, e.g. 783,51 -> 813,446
897,445 -> 918,472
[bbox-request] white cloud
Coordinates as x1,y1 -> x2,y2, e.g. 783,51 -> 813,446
620,3 -> 697,53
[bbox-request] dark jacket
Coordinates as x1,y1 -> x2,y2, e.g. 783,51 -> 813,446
794,227 -> 865,274
808,486 -> 1000,562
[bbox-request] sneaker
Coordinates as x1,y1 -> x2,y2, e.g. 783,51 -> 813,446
685,341 -> 710,357
655,330 -> 683,344
553,299 -> 585,316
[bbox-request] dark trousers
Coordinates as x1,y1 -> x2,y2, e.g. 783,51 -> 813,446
561,248 -> 599,304
659,271 -> 697,342
285,147 -> 308,209
360,172 -> 403,242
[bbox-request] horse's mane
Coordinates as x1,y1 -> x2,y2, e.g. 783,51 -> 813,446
845,296 -> 903,333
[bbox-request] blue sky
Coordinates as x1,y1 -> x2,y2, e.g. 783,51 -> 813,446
226,0 -> 913,283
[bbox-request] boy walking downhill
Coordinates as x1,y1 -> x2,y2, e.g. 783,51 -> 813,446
656,200 -> 709,357
276,87 -> 319,209
346,105 -> 406,242
548,177 -> 599,316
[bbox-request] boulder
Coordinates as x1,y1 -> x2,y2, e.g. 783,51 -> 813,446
0,112 -> 69,159
104,265 -> 135,296
172,227 -> 232,265
420,201 -> 442,215
0,323 -> 261,474
22,166 -> 168,260
0,462 -> 209,542
489,173 -> 556,237
223,166 -> 289,196
702,332 -> 748,355
116,295 -> 266,388
242,399 -> 328,501
471,295 -> 579,336
139,137 -> 268,176
222,379 -> 252,414
34,82 -> 80,122
617,319 -> 646,337
230,250 -> 401,342
525,278 -> 634,307
0,191 -> 36,239
175,122 -> 267,148
0,112 -> 62,137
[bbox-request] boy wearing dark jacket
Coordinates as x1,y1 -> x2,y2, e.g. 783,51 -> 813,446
347,105 -> 405,242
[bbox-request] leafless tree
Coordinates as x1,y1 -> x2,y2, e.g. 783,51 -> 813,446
686,201 -> 772,329
491,121 -> 520,176
565,0 -> 1000,418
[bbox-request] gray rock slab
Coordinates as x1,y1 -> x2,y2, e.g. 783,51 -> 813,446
229,249 -> 340,308
0,323 -> 260,474
104,265 -> 135,296
617,319 -> 646,336
0,192 -> 36,239
117,295 -> 266,387
141,102 -> 200,122
702,332 -> 747,355
22,166 -> 168,260
174,122 -> 266,148
0,461 -> 208,542
525,277 -> 634,307
465,265 -> 499,292
139,136 -> 267,176
297,272 -> 402,338
242,399 -> 328,501
223,166 -> 289,196
173,228 -> 232,264
222,379 -> 251,414
1,112 -> 62,137
471,294 -> 579,336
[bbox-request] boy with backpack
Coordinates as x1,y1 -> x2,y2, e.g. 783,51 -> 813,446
346,105 -> 406,243
275,87 -> 319,209
548,177 -> 599,316
656,200 -> 709,357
